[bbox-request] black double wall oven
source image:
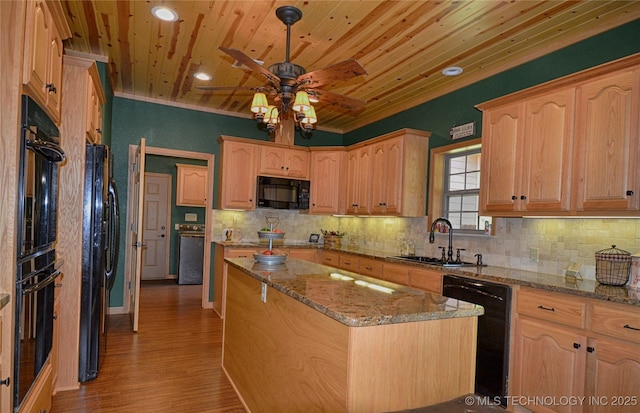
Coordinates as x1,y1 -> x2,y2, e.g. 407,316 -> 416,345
14,95 -> 65,410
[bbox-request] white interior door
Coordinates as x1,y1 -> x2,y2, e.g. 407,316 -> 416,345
141,173 -> 170,280
128,139 -> 146,331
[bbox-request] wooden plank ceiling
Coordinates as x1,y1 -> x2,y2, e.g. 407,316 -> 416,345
61,1 -> 640,134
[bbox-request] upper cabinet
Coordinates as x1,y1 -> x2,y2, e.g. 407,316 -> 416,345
573,69 -> 640,213
176,164 -> 208,207
217,137 -> 259,210
309,149 -> 346,215
259,146 -> 310,179
478,54 -> 640,217
86,77 -> 104,143
479,89 -> 575,214
347,129 -> 430,217
23,0 -> 70,124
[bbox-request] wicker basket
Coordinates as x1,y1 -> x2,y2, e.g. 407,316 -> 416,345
595,245 -> 631,286
323,235 -> 343,248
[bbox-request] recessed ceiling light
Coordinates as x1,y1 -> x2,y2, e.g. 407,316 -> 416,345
442,66 -> 463,76
194,72 -> 212,81
151,6 -> 179,22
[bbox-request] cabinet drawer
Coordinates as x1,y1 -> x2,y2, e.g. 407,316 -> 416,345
359,258 -> 383,279
338,255 -> 359,272
226,249 -> 253,258
517,288 -> 586,329
321,251 -> 340,267
590,302 -> 640,343
383,263 -> 409,286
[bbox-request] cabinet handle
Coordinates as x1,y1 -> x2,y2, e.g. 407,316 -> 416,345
326,257 -> 333,262
626,190 -> 634,196
511,195 -> 517,200
520,195 -> 527,200
587,346 -> 595,353
573,342 -> 581,349
537,305 -> 555,312
365,266 -> 372,270
0,377 -> 9,387
281,166 -> 285,170
46,83 -> 57,93
96,128 -> 102,134
623,324 -> 640,331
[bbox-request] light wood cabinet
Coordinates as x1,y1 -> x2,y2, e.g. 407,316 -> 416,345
347,129 -> 430,217
259,146 -> 309,179
346,146 -> 373,215
176,164 -> 208,207
338,254 -> 360,272
513,287 -> 640,413
23,0 -> 66,124
286,248 -> 318,263
371,137 -> 403,215
358,257 -> 383,279
572,68 -> 640,213
409,267 -> 443,294
479,88 -> 575,214
514,318 -> 587,413
309,149 -> 346,215
86,77 -> 104,143
478,55 -> 640,217
217,137 -> 259,210
382,262 -> 410,286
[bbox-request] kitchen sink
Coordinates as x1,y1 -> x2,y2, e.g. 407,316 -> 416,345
388,255 -> 485,268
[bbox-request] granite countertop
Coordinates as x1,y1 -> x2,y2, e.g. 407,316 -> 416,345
216,241 -> 640,306
225,257 -> 484,327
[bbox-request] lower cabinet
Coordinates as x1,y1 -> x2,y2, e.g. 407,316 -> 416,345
513,287 -> 640,413
382,263 -> 410,286
408,267 -> 443,294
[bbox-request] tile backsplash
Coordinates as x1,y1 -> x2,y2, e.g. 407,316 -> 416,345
211,209 -> 640,282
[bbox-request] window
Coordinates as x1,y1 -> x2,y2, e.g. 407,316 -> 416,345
428,139 -> 491,234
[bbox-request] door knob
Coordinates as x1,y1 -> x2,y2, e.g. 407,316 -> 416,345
159,234 -> 165,238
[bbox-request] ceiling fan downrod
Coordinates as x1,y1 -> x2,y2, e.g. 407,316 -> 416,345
275,6 -> 302,63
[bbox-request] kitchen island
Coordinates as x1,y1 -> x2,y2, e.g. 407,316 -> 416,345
222,257 -> 483,413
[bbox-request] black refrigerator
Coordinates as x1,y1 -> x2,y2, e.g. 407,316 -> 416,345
79,144 -> 120,382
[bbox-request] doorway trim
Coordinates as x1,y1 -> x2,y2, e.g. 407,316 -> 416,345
124,145 -> 214,310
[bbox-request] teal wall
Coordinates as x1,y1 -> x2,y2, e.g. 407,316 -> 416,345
107,19 -> 640,307
145,155 -> 207,275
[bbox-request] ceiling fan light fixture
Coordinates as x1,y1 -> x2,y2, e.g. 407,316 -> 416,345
151,6 -> 179,22
251,93 -> 269,114
442,66 -> 463,76
264,106 -> 279,125
292,91 -> 311,112
301,106 -> 317,125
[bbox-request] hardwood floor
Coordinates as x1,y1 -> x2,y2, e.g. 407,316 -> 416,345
51,282 -> 246,412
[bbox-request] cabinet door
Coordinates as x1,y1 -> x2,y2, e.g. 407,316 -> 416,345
371,137 -> 403,215
177,165 -> 208,207
219,142 -> 258,210
382,263 -> 409,286
521,89 -> 575,212
346,147 -> 372,215
586,338 -> 640,413
86,80 -> 103,143
23,0 -> 50,108
573,69 -> 640,212
47,21 -> 63,121
287,248 -> 317,262
309,151 -> 345,214
338,254 -> 359,272
258,146 -> 286,176
259,147 -> 309,179
284,149 -> 309,179
320,250 -> 340,267
409,267 -> 442,294
479,102 -> 523,214
514,318 -> 586,413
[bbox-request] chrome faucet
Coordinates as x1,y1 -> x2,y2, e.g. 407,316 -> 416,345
429,217 -> 454,263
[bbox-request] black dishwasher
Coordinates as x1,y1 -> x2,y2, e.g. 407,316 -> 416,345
442,275 -> 511,407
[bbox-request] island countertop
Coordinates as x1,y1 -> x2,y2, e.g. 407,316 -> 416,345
225,257 -> 483,327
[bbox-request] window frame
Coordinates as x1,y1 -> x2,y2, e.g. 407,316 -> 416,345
428,138 -> 490,235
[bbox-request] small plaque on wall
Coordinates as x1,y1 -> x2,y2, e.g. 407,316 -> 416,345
450,122 -> 475,140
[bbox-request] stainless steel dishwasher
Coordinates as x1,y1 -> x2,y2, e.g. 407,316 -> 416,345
177,224 -> 206,285
442,274 -> 511,407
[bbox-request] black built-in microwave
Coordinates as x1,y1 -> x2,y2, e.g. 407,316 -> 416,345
256,176 -> 310,210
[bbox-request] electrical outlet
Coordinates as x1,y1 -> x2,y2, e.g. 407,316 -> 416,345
174,223 -> 180,230
530,247 -> 539,262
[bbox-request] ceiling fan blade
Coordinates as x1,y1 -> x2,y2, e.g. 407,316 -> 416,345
309,89 -> 366,111
298,59 -> 366,88
219,47 -> 280,84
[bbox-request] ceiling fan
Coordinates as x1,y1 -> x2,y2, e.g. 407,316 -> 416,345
197,6 -> 367,134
